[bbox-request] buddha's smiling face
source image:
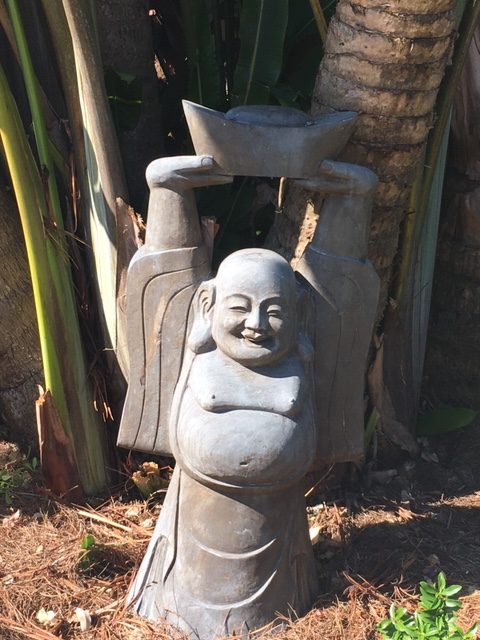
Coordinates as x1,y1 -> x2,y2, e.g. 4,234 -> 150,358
211,250 -> 297,367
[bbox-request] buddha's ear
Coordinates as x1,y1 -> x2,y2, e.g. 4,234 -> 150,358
187,279 -> 216,353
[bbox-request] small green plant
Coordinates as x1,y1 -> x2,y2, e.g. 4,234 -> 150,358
0,452 -> 39,505
22,449 -> 39,474
377,573 -> 478,640
78,534 -> 96,572
0,470 -> 15,505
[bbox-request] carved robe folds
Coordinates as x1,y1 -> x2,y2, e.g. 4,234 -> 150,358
131,346 -> 318,638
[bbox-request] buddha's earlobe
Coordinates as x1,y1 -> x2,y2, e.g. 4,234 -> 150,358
187,279 -> 216,353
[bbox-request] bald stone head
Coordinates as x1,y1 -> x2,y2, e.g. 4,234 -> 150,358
211,249 -> 297,367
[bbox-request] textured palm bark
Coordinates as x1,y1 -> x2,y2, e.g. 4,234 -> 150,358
267,0 -> 457,313
425,25 -> 480,406
0,187 -> 42,448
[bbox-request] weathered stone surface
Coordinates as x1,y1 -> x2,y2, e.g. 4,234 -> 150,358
117,156 -> 231,454
119,103 -> 379,638
183,100 -> 357,178
294,162 -> 379,463
129,249 -> 318,638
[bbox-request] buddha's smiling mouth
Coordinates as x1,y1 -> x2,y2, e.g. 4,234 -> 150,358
241,332 -> 271,346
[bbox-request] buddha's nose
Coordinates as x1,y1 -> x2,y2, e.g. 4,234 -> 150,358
245,307 -> 267,332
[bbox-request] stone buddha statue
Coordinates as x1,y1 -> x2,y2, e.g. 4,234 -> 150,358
130,249 -> 318,638
117,102 -> 379,639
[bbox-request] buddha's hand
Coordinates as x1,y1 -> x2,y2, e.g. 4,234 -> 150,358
294,160 -> 378,196
146,155 -> 233,190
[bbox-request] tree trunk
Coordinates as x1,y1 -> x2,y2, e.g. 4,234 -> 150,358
0,185 -> 42,449
425,24 -> 480,407
96,0 -> 165,212
268,0 -> 456,311
267,0 -> 457,449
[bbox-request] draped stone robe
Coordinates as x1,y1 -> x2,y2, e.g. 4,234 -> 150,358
130,347 -> 319,638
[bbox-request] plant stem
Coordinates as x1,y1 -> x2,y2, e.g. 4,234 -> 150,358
7,0 -> 63,229
0,60 -> 108,494
308,0 -> 328,44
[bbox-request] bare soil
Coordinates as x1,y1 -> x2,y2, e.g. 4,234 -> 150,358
1,423 -> 480,640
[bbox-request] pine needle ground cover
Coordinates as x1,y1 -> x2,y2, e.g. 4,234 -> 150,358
1,423 -> 480,640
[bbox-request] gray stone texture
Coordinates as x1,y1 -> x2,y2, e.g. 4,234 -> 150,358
118,103 -> 379,638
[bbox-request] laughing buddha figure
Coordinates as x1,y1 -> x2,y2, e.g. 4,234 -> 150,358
130,248 -> 319,638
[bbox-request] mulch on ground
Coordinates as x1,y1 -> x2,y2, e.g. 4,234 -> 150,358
1,423 -> 480,640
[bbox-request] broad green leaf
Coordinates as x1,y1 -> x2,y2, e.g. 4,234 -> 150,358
377,620 -> 393,631
444,585 -> 462,597
420,581 -> 436,594
232,0 -> 289,105
417,407 -> 477,436
104,67 -> 142,133
437,571 -> 447,591
446,598 -> 461,608
0,30 -> 109,494
181,0 -> 222,109
278,0 -> 322,109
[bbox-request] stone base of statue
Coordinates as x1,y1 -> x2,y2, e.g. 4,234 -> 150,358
131,469 -> 318,638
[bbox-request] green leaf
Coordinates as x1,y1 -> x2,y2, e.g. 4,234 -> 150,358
4,2 -> 110,495
378,620 -> 393,631
445,598 -> 461,608
104,67 -> 142,133
417,407 -> 477,437
466,623 -> 479,638
80,534 -> 95,550
420,593 -> 436,608
232,0 -> 289,105
391,604 -> 405,619
420,581 -> 437,595
270,83 -> 301,107
379,573 -> 479,640
437,572 -> 447,591
181,0 -> 223,109
444,585 -> 462,597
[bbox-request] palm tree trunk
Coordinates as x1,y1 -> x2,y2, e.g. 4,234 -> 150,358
267,0 -> 457,450
269,0 -> 456,308
425,23 -> 480,407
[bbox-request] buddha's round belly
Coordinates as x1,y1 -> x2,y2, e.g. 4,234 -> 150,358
176,401 -> 315,485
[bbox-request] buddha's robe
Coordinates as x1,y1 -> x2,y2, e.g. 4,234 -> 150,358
131,348 -> 318,639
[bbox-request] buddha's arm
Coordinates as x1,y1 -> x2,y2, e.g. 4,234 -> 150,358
294,160 -> 378,260
294,160 -> 380,465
